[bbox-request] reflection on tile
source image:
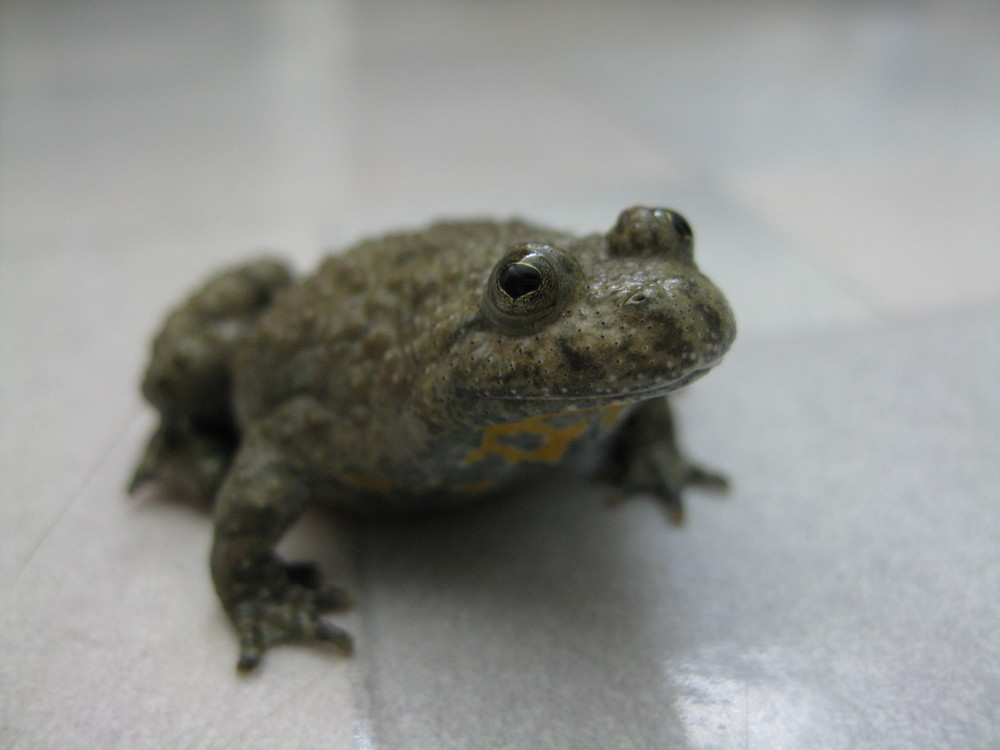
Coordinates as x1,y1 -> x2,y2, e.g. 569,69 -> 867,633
357,309 -> 1000,749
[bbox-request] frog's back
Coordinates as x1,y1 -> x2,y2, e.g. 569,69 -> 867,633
232,219 -> 575,425
310,219 -> 569,321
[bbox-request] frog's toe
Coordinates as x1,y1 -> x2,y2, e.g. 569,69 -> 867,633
233,594 -> 353,672
611,455 -> 727,525
314,585 -> 353,613
684,464 -> 729,490
237,631 -> 265,672
651,460 -> 728,523
315,620 -> 354,654
236,619 -> 353,672
288,577 -> 352,614
652,482 -> 686,525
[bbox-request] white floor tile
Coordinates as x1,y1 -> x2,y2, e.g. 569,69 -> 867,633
731,157 -> 1000,313
2,0 -> 998,748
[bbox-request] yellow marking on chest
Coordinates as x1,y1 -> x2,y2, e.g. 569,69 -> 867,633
464,404 -> 626,466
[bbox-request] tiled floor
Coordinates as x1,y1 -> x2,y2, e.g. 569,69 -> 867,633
1,1 -> 997,748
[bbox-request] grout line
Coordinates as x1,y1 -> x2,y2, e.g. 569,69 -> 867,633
0,406 -> 145,638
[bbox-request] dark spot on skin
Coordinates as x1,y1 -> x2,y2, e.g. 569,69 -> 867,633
694,302 -> 722,336
558,337 -> 597,372
651,318 -> 690,358
622,347 -> 652,372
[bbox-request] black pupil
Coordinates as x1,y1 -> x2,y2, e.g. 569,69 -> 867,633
498,262 -> 543,299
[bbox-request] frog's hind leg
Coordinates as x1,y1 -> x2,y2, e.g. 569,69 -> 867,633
129,258 -> 294,503
129,421 -> 239,503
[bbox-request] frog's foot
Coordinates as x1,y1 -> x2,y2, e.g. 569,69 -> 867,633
210,404 -> 353,670
600,397 -> 728,523
605,449 -> 728,524
228,561 -> 353,672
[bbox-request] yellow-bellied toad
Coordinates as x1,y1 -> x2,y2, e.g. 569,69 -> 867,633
131,206 -> 736,670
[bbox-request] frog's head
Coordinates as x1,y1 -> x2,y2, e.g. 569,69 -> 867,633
428,206 -> 736,424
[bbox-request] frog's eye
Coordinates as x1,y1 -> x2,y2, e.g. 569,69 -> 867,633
607,206 -> 694,263
484,243 -> 581,334
497,261 -> 543,299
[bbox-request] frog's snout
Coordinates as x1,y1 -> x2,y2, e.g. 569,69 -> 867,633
619,277 -> 735,366
620,277 -> 705,320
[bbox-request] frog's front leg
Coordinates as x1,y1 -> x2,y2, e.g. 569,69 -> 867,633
601,396 -> 727,523
211,404 -> 352,671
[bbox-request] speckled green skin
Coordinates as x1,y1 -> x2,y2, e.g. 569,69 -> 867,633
131,206 -> 736,670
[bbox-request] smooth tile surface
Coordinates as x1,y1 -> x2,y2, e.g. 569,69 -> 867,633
2,0 -> 998,748
357,308 -> 1000,750
731,158 -> 1000,313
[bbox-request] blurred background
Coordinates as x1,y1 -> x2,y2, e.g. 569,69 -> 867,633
1,1 -> 998,748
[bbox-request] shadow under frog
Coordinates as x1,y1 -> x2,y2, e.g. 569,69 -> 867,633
346,469 -> 693,747
129,206 -> 736,671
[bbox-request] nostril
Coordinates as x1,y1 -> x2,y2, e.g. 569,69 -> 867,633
623,283 -> 670,308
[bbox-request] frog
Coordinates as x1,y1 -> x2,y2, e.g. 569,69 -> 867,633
129,206 -> 736,671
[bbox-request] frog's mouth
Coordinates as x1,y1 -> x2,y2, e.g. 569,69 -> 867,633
485,364 -> 714,407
